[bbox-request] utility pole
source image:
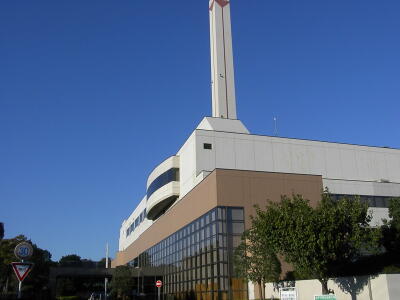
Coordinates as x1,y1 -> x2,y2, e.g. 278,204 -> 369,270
105,243 -> 109,300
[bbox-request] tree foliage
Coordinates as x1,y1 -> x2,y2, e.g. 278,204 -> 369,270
59,254 -> 83,267
381,198 -> 400,254
110,265 -> 134,298
234,228 -> 281,300
252,192 -> 378,294
0,235 -> 54,297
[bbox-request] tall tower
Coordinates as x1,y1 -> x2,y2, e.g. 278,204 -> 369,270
209,0 -> 237,119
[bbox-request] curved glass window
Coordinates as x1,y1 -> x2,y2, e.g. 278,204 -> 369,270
147,168 -> 179,199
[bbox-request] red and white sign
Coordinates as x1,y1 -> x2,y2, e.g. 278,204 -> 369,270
11,262 -> 34,282
156,280 -> 162,288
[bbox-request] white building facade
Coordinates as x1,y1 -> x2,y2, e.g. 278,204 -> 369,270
114,1 -> 400,299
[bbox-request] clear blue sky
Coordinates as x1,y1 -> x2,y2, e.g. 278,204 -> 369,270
1,0 -> 399,261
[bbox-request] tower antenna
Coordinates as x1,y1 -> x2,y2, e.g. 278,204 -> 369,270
273,116 -> 278,136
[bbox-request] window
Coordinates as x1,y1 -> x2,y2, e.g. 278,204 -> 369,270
332,194 -> 394,208
127,207 -> 247,299
203,143 -> 212,150
147,168 -> 180,198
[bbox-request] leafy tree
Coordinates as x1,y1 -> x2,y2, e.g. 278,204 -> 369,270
98,257 -> 107,268
253,193 -> 378,294
59,254 -> 83,267
234,228 -> 281,300
110,265 -> 134,299
0,235 -> 29,294
56,277 -> 77,296
381,198 -> 400,254
0,235 -> 54,297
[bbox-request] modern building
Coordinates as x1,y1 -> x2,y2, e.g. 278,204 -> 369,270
112,1 -> 400,300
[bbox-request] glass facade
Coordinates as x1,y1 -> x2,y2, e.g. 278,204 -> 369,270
126,208 -> 147,237
147,168 -> 180,199
331,194 -> 396,208
129,206 -> 247,300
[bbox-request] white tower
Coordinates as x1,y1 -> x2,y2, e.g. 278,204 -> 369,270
209,0 -> 237,119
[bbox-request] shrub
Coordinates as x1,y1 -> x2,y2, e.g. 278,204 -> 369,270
383,265 -> 400,274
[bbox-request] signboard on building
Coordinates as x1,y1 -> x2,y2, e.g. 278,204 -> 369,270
315,295 -> 336,300
280,287 -> 297,300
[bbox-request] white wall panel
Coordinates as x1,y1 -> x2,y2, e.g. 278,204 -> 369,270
386,154 -> 400,181
369,208 -> 389,227
340,148 -> 358,180
215,136 -> 235,169
178,133 -> 197,198
323,179 -> 400,196
306,145 -> 327,176
235,137 -> 255,170
290,144 -> 311,174
355,150 -> 373,181
272,142 -> 292,173
196,134 -> 216,174
324,146 -> 342,179
253,140 -> 274,172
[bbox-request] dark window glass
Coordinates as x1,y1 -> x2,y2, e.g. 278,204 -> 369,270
218,208 -> 226,220
203,143 -> 212,150
231,209 -> 244,221
331,193 -> 393,208
147,168 -> 179,199
127,207 -> 247,299
232,223 -> 245,235
375,197 -> 385,208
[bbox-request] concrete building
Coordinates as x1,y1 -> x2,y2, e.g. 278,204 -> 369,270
112,1 -> 400,299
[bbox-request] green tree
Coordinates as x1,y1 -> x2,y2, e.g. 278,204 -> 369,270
0,235 -> 54,296
253,193 -> 378,294
56,277 -> 77,296
98,257 -> 107,268
1,235 -> 29,294
234,228 -> 281,300
110,265 -> 134,299
381,198 -> 400,254
59,254 -> 83,267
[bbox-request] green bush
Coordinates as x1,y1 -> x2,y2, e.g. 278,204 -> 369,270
383,265 -> 400,274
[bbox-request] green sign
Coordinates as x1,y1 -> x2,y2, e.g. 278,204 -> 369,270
314,295 -> 336,300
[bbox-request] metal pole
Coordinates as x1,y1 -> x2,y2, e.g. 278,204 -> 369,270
105,243 -> 109,300
141,271 -> 144,294
158,287 -> 160,300
18,259 -> 24,299
17,281 -> 22,299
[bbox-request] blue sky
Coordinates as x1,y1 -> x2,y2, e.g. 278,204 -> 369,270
1,0 -> 399,261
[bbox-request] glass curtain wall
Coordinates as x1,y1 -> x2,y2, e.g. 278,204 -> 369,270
129,206 -> 247,300
331,194 -> 395,208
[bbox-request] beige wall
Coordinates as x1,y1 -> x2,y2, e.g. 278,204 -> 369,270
261,274 -> 400,300
214,169 -> 322,229
112,169 -> 322,267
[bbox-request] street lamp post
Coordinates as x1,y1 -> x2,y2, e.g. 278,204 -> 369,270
135,266 -> 141,295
